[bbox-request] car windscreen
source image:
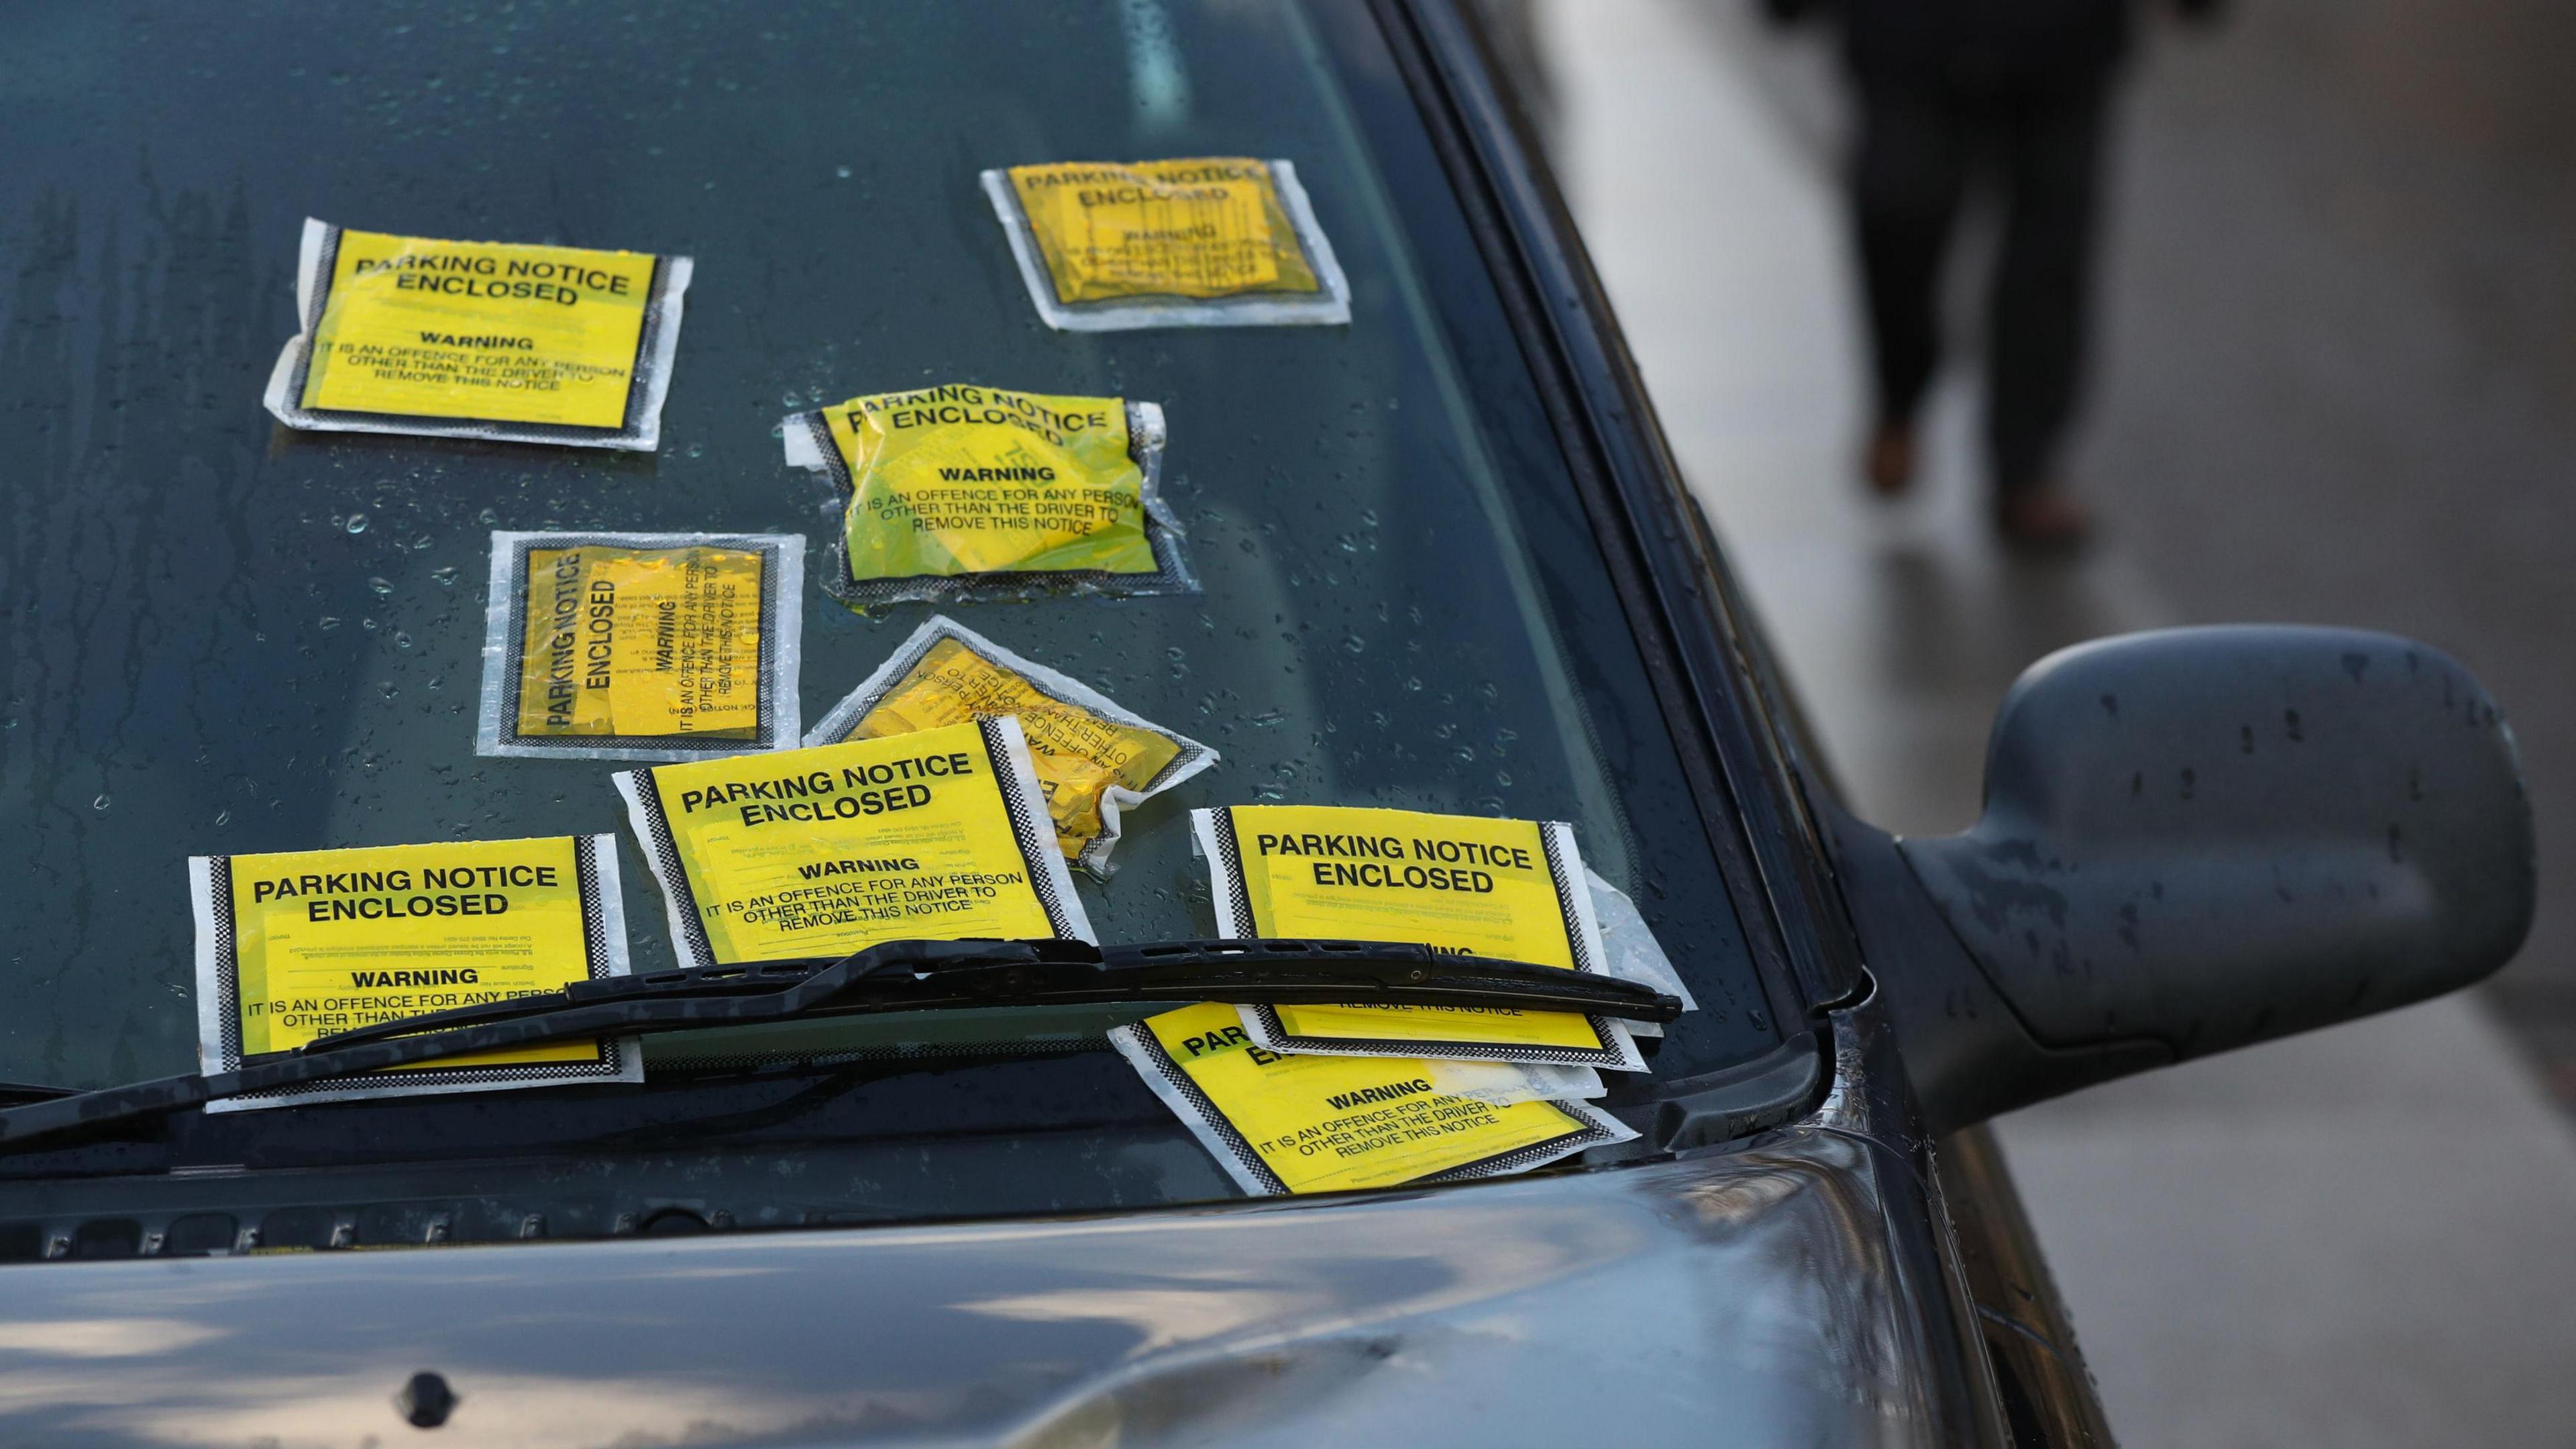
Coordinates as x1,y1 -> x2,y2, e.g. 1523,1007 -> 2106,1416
0,0 -> 1777,1218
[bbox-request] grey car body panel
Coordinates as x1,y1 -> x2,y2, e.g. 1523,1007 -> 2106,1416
0,1112 -> 1984,1447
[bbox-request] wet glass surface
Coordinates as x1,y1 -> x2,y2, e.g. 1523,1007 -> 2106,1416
0,0 -> 1768,1173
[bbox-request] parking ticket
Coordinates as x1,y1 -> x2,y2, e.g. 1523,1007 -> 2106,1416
805,616 -> 1216,875
1193,804 -> 1650,1072
476,531 -> 804,761
1008,158 -> 1319,303
783,384 -> 1193,610
615,718 -> 1093,969
1110,1002 -> 1633,1197
263,219 -> 692,449
188,835 -> 640,1112
983,158 -> 1351,330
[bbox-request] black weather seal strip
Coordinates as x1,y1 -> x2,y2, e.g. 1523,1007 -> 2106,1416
0,938 -> 1681,1150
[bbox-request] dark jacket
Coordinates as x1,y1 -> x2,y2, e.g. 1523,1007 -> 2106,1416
1854,0 -> 2125,86
1768,0 -> 2206,90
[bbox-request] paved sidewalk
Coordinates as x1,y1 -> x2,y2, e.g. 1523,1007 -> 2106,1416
1536,1 -> 2576,1442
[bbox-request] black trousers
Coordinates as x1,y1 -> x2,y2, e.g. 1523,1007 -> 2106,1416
1851,73 -> 2111,498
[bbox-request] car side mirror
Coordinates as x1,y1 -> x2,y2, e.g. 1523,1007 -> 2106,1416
1828,626 -> 2534,1132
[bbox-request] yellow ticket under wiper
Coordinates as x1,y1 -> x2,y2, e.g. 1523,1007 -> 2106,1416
186,834 -> 640,1113
1111,1002 -> 1632,1197
1194,804 -> 1652,1072
614,718 -> 1094,971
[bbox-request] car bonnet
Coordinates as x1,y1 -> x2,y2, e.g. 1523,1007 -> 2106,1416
0,1127 -> 1982,1448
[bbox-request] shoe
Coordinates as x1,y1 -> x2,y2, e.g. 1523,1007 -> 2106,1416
1864,422 -> 1917,497
1995,488 -> 2090,554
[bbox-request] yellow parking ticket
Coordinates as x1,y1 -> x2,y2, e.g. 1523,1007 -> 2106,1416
1007,158 -> 1319,303
981,160 -> 1350,330
782,384 -> 1195,609
187,835 -> 639,1112
1193,804 -> 1648,1071
614,717 -> 1093,970
476,531 -> 805,761
1108,1003 -> 1633,1197
805,616 -> 1217,875
264,219 -> 694,449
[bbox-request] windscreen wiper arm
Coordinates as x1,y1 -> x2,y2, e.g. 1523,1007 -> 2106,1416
0,938 -> 1680,1150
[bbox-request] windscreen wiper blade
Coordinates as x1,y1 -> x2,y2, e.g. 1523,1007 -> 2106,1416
0,938 -> 1680,1150
0,1081 -> 75,1108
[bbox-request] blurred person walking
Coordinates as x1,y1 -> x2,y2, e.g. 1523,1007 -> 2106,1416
1768,0 -> 2218,550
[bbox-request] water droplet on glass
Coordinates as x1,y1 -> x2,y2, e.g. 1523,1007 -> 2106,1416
345,513 -> 369,535
478,507 -> 500,525
430,565 -> 460,586
394,632 -> 415,650
380,682 -> 399,699
686,442 -> 706,459
368,577 -> 394,596
835,164 -> 853,178
318,615 -> 342,631
214,810 -> 231,827
362,617 -> 378,631
1340,632 -> 1365,655
91,794 -> 110,812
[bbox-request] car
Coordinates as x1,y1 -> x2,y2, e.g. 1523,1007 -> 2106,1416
0,1 -> 2532,1444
